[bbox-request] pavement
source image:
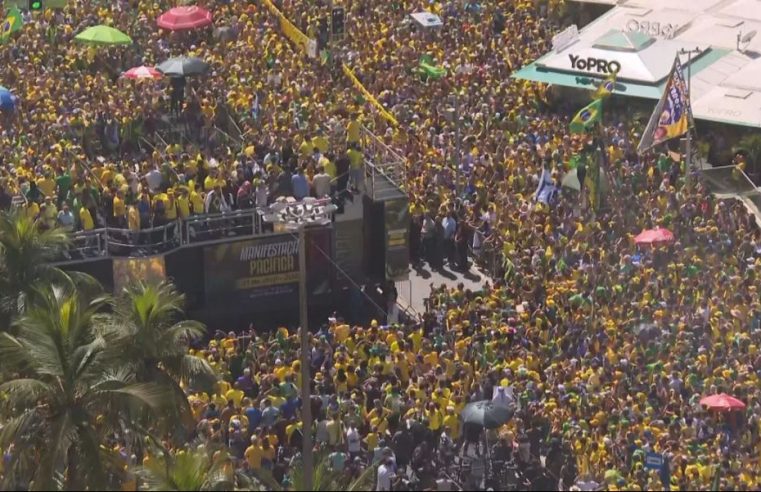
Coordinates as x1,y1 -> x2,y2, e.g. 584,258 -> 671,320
396,261 -> 490,317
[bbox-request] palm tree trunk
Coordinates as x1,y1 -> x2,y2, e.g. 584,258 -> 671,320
65,445 -> 80,491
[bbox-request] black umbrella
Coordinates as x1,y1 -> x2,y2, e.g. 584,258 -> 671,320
156,56 -> 209,77
461,400 -> 513,429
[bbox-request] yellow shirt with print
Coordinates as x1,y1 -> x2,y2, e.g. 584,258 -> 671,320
37,177 -> 56,197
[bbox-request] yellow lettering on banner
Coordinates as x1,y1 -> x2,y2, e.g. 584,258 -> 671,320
236,272 -> 300,290
342,63 -> 399,127
248,256 -> 296,276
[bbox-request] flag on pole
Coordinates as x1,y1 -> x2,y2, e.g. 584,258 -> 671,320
0,6 -> 23,44
594,71 -> 617,99
637,55 -> 694,155
569,99 -> 603,134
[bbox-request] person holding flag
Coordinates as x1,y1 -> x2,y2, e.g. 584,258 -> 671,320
569,99 -> 603,135
0,6 -> 22,44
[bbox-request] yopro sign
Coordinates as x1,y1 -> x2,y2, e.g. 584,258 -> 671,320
569,54 -> 621,74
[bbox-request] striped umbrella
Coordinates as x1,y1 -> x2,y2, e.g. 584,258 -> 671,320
122,66 -> 163,80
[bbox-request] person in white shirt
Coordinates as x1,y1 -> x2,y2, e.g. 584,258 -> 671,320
145,164 -> 163,193
345,424 -> 361,459
312,165 -> 332,198
376,458 -> 396,492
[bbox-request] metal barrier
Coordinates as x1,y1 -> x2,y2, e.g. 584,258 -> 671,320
361,125 -> 407,200
55,207 -> 330,262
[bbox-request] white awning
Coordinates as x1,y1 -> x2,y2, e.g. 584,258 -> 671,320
410,11 -> 443,28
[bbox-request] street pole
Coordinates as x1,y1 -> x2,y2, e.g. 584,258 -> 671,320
454,91 -> 462,197
298,226 -> 313,491
680,47 -> 700,184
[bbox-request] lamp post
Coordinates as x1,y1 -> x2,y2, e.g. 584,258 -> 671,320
263,199 -> 336,491
297,225 -> 313,491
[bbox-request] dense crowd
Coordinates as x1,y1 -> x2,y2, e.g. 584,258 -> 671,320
2,0 -> 761,490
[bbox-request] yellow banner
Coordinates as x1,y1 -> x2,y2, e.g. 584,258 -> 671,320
262,0 -> 397,127
342,63 -> 399,127
262,0 -> 313,56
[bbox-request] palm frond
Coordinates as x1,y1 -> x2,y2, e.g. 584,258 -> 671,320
93,382 -> 175,412
0,408 -> 41,452
161,320 -> 208,345
0,378 -> 52,410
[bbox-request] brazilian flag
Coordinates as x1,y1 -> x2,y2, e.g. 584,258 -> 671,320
569,98 -> 602,134
0,7 -> 22,45
594,72 -> 617,99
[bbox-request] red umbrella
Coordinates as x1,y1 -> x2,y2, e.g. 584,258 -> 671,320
157,6 -> 213,31
122,66 -> 163,80
634,227 -> 675,245
699,393 -> 746,411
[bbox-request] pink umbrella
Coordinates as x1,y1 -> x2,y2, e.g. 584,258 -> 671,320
634,227 -> 675,245
122,66 -> 163,80
157,6 -> 213,31
699,393 -> 746,412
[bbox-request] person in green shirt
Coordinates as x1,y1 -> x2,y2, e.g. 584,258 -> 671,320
56,170 -> 72,206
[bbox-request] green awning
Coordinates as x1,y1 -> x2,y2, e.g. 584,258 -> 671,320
511,62 -> 664,99
512,47 -> 732,102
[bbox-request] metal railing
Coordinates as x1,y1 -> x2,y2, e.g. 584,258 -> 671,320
361,125 -> 407,200
55,207 -> 331,263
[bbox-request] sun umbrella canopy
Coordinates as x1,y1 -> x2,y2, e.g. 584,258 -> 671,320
634,227 -> 675,245
156,57 -> 209,77
461,400 -> 513,429
157,6 -> 213,31
700,393 -> 746,411
123,66 -> 163,80
0,87 -> 16,111
74,25 -> 132,46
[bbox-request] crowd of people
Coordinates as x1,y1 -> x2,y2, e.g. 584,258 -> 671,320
0,0 -> 369,238
2,0 -> 761,490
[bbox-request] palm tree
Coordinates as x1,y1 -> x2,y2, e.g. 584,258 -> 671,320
0,277 -> 174,491
737,133 -> 761,177
105,281 -> 215,432
0,210 -> 70,326
137,446 -> 255,491
253,452 -> 377,491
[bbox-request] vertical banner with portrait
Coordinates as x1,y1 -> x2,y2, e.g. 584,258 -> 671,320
112,256 -> 167,294
384,197 -> 410,281
637,56 -> 694,155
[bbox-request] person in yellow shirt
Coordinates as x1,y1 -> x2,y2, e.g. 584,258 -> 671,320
347,144 -> 364,191
26,200 -> 40,221
164,189 -> 178,220
225,387 -> 244,408
176,187 -> 191,219
113,189 -> 127,228
37,173 -> 56,198
127,206 -> 140,245
312,133 -> 329,154
189,184 -> 205,215
79,206 -> 94,231
244,437 -> 263,470
346,116 -> 361,144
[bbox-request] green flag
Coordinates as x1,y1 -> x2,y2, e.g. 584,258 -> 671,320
1,6 -> 23,44
569,99 -> 603,134
419,54 -> 446,80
